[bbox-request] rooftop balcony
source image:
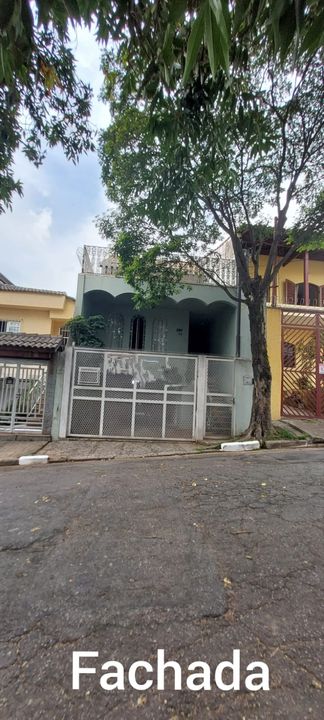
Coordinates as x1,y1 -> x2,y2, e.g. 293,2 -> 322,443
78,245 -> 238,288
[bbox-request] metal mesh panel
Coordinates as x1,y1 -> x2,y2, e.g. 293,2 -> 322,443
206,358 -> 233,437
134,403 -> 163,438
70,399 -> 101,435
205,406 -> 232,437
165,405 -> 194,438
74,351 -> 104,386
103,402 -> 132,437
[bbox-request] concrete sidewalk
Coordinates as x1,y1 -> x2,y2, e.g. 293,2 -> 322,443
0,439 -> 50,466
0,437 -> 211,466
280,417 -> 324,441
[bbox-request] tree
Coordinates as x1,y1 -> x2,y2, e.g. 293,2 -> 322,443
98,50 -> 324,442
65,314 -> 105,346
1,1 -> 323,210
0,0 -> 97,212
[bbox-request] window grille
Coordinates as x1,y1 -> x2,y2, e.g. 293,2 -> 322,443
107,313 -> 124,349
129,316 -> 146,350
0,320 -> 21,333
78,367 -> 101,386
151,319 -> 168,352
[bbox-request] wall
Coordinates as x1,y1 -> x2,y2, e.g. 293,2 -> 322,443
0,292 -> 75,335
0,307 -> 52,334
257,255 -> 324,306
77,273 -> 246,357
266,307 -> 282,420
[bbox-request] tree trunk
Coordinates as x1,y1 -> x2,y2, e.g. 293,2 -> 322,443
246,295 -> 272,444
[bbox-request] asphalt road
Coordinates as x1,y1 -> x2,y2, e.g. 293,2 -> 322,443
0,448 -> 323,719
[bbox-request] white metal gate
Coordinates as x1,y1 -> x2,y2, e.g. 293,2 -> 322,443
0,361 -> 48,432
69,349 -> 198,440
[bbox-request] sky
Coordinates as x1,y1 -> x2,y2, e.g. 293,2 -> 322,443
0,29 -> 300,299
0,27 -> 109,298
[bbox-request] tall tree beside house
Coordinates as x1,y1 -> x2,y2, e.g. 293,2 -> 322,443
1,0 -> 324,210
98,49 -> 324,442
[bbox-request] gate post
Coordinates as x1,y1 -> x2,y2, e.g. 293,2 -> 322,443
58,345 -> 74,438
195,356 -> 208,440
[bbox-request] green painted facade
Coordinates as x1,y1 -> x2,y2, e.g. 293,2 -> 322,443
75,274 -> 251,359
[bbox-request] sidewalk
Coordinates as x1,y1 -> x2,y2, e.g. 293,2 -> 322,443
0,437 -> 210,466
279,417 -> 324,442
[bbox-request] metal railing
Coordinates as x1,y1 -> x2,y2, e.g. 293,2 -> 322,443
78,245 -> 238,287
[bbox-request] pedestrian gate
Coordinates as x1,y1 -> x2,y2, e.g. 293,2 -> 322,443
68,349 -> 235,439
282,310 -> 324,418
0,361 -> 48,432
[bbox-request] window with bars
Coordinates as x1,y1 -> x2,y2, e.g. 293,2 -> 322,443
106,313 -> 124,349
129,316 -> 146,350
0,320 -> 21,333
151,318 -> 168,352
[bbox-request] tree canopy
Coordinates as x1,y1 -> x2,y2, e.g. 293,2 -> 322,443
1,1 -> 324,210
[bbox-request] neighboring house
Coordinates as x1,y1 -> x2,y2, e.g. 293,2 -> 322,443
58,245 -> 254,442
0,274 -> 75,336
0,333 -> 65,434
219,236 -> 324,420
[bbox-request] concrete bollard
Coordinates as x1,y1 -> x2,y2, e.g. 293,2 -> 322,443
221,440 -> 260,452
19,455 -> 49,466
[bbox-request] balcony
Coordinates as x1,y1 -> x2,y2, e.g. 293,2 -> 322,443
78,245 -> 238,287
270,280 -> 324,308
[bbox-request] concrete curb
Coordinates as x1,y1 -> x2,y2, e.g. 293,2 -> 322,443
264,439 -> 311,449
1,440 -> 323,469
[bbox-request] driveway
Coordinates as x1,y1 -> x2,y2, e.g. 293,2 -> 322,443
0,449 -> 323,719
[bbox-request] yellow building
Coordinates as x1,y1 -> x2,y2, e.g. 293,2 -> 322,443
265,250 -> 324,420
218,240 -> 324,421
0,273 -> 75,337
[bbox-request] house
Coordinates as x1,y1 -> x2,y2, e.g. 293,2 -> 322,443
0,273 -> 75,336
76,245 -> 251,357
56,245 -> 254,441
0,273 -> 74,435
218,237 -> 324,420
0,333 -> 65,434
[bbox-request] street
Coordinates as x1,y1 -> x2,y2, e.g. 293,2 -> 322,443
0,448 -> 323,719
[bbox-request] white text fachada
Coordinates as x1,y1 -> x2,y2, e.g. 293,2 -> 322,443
72,649 -> 269,692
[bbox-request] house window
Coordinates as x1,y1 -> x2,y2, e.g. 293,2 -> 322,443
129,316 -> 146,350
0,320 -> 21,333
107,313 -> 124,349
283,341 -> 296,368
151,319 -> 168,352
297,283 -> 320,306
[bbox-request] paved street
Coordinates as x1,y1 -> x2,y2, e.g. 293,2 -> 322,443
0,449 -> 323,719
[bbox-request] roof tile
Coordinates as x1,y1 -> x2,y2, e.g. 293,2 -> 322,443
0,333 -> 64,351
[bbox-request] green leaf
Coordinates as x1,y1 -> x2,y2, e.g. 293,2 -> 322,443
205,3 -> 229,76
168,0 -> 187,24
183,4 -> 206,85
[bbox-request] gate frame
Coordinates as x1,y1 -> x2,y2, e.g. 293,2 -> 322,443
0,358 -> 49,433
281,308 -> 324,419
67,347 -> 199,441
61,347 -> 244,441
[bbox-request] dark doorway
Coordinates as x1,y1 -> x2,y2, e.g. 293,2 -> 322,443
188,314 -> 211,353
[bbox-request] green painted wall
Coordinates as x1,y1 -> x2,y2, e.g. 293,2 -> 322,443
75,273 -> 252,359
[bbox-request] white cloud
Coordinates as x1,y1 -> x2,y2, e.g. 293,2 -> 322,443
0,192 -> 105,296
